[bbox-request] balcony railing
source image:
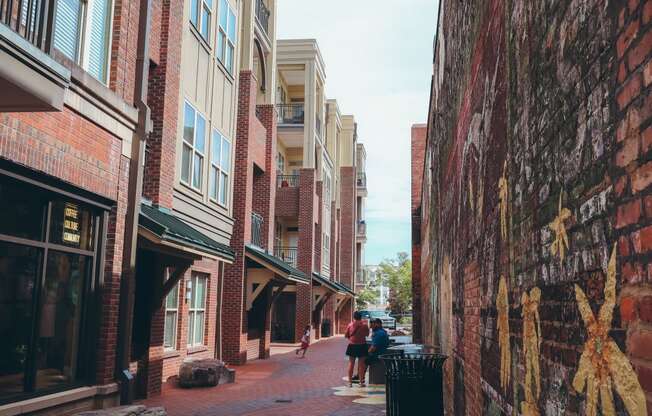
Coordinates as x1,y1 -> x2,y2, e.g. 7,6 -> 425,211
357,172 -> 367,188
274,246 -> 297,268
1,0 -> 56,51
255,0 -> 270,36
277,174 -> 299,188
357,221 -> 366,236
277,103 -> 304,125
251,212 -> 263,248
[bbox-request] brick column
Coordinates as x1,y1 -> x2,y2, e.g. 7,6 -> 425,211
296,169 -> 315,342
143,0 -> 183,210
329,200 -> 338,280
253,104 -> 278,250
223,71 -> 257,365
323,296 -> 336,336
338,297 -> 353,334
259,284 -> 273,359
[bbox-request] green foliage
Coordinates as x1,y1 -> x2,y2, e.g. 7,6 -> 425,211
378,252 -> 412,315
356,286 -> 379,309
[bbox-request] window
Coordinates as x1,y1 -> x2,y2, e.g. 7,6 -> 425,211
187,274 -> 208,347
181,102 -> 207,191
53,0 -> 112,83
277,153 -> 285,174
209,130 -> 231,206
190,0 -> 212,42
0,176 -> 101,401
217,0 -> 236,73
163,282 -> 179,350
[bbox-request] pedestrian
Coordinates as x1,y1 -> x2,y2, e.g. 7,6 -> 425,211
345,311 -> 370,387
295,325 -> 311,358
366,318 -> 390,365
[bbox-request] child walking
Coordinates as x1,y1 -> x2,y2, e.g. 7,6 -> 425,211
296,325 -> 311,358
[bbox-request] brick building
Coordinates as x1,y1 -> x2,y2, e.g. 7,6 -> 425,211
273,39 -> 357,344
354,142 -> 368,293
0,0 -> 146,411
413,0 -> 652,415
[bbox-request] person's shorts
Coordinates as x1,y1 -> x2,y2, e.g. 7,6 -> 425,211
301,341 -> 309,349
346,343 -> 368,358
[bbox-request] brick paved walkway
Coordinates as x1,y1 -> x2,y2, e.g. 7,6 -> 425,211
141,336 -> 386,416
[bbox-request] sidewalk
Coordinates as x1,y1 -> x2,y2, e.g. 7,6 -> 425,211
140,336 -> 385,416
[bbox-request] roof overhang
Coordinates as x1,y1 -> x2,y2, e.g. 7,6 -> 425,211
312,272 -> 345,294
139,203 -> 235,263
245,245 -> 309,285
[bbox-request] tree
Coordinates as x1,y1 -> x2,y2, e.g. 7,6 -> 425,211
378,252 -> 412,315
356,285 -> 379,309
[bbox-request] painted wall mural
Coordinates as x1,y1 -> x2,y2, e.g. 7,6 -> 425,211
573,245 -> 647,416
416,0 -> 652,415
521,287 -> 542,416
496,275 -> 510,391
549,192 -> 572,263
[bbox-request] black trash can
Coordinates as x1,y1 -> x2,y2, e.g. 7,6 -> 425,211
380,350 -> 447,416
321,319 -> 331,337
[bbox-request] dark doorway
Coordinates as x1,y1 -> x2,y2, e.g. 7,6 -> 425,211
271,292 -> 295,342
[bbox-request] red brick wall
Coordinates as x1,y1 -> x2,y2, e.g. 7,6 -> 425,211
339,167 -> 355,289
143,259 -> 221,396
411,124 -> 427,343
296,168 -> 315,342
252,104 -> 277,250
222,71 -> 257,365
143,0 -> 184,209
417,0 -> 652,414
275,186 -> 299,217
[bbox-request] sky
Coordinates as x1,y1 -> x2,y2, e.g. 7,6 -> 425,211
277,0 -> 439,265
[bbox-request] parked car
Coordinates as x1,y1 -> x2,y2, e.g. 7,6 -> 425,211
359,310 -> 396,330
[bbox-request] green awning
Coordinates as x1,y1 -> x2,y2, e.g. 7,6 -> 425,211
312,273 -> 346,294
245,244 -> 309,284
332,280 -> 355,296
139,203 -> 235,261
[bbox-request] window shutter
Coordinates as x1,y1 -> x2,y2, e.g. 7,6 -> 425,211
86,0 -> 111,82
53,0 -> 81,61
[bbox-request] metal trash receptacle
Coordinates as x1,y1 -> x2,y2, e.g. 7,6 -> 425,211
380,347 -> 447,416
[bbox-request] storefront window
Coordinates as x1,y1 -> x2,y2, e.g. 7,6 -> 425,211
0,175 -> 102,403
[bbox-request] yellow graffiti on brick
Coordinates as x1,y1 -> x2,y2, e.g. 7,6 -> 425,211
498,161 -> 508,240
573,244 -> 647,416
549,191 -> 571,263
497,275 -> 510,391
521,287 -> 541,416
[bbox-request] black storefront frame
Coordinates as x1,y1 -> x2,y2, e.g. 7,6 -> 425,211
0,170 -> 109,406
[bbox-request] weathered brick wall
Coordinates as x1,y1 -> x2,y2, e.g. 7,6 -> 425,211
296,168 -> 315,342
411,124 -> 427,343
418,0 -> 652,414
340,167 -> 355,289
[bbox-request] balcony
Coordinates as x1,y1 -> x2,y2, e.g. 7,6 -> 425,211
277,174 -> 299,188
0,0 -> 70,111
274,246 -> 297,268
277,103 -> 304,125
315,113 -> 321,138
357,173 -> 366,188
255,0 -> 270,36
251,212 -> 264,248
357,221 -> 367,240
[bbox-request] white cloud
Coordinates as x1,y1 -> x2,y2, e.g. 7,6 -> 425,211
277,0 -> 439,263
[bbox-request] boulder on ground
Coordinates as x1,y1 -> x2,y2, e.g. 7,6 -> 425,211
178,358 -> 228,388
74,405 -> 166,416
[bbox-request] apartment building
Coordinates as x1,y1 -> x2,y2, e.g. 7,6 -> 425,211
273,39 -> 356,344
354,142 -> 367,293
0,0 -> 145,411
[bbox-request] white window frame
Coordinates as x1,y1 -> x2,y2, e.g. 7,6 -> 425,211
187,274 -> 208,347
53,0 -> 114,84
181,101 -> 207,192
216,0 -> 236,74
209,129 -> 231,207
190,0 -> 212,42
163,282 -> 179,351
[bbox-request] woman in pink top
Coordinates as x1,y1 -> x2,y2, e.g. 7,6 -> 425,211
345,311 -> 370,387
